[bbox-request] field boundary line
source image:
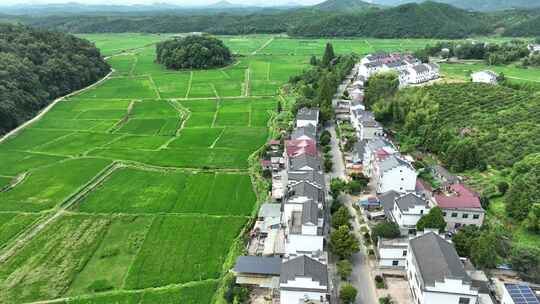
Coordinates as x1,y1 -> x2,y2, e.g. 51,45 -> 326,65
244,68 -> 251,97
251,36 -> 275,55
129,54 -> 138,76
0,69 -> 114,145
0,172 -> 28,193
211,84 -> 220,99
267,62 -> 271,81
210,127 -> 226,149
148,74 -> 161,99
109,100 -> 136,133
211,99 -> 220,128
185,71 -> 193,98
121,214 -> 156,289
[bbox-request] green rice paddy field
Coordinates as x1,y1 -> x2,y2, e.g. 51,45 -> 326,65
0,34 -> 538,304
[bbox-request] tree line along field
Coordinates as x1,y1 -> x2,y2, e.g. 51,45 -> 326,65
0,34 -> 538,304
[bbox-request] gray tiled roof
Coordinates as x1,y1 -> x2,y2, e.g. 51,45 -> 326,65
258,203 -> 282,218
410,233 -> 470,287
296,107 -> 319,121
234,256 -> 282,275
289,181 -> 323,203
412,64 -> 429,74
353,140 -> 368,158
280,255 -> 328,287
288,171 -> 324,189
379,155 -> 412,173
291,124 -> 317,140
302,200 -> 319,225
290,154 -> 321,171
379,190 -> 400,216
395,193 -> 428,212
367,137 -> 392,153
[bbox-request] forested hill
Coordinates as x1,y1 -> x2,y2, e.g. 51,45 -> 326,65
288,2 -> 489,38
504,15 -> 540,37
369,0 -> 540,11
9,2 -> 497,39
0,24 -> 110,135
310,0 -> 377,12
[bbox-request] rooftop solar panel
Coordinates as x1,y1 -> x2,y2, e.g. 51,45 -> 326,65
505,284 -> 540,304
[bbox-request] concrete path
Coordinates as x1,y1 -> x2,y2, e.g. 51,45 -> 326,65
326,122 -> 378,304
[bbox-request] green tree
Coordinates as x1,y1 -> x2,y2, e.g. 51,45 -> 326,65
372,221 -> 401,244
525,204 -> 540,233
497,181 -> 509,195
511,247 -> 540,283
471,231 -> 499,269
506,153 -> 540,221
330,178 -> 347,199
332,206 -> 352,229
451,225 -> 480,258
317,74 -> 334,121
330,225 -> 360,259
156,35 -> 232,69
340,283 -> 358,304
364,72 -> 399,108
321,42 -> 335,67
337,260 -> 353,280
416,207 -> 447,232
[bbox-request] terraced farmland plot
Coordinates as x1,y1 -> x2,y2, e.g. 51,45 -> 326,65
0,214 -> 111,303
0,151 -> 66,176
124,215 -> 246,289
0,158 -> 111,212
0,213 -> 41,248
152,73 -> 191,98
108,54 -> 136,76
33,132 -> 123,156
79,76 -> 157,99
76,33 -> 169,57
221,35 -> 274,55
77,168 -> 256,216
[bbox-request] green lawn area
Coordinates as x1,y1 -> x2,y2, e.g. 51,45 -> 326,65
440,62 -> 540,83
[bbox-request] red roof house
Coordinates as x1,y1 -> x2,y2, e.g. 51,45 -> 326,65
434,184 -> 481,209
285,139 -> 317,158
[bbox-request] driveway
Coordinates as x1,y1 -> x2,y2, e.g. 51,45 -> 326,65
326,123 -> 378,304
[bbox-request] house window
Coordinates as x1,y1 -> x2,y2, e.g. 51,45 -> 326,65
451,212 -> 458,218
459,297 -> 471,304
443,212 -> 447,216
473,214 -> 480,219
455,223 -> 462,229
403,250 -> 407,256
420,210 -> 424,214
392,260 -> 399,266
462,213 -> 469,219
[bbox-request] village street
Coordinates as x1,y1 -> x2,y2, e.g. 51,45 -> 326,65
326,123 -> 378,304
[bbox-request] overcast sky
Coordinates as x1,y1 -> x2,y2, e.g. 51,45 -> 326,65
1,0 -> 326,5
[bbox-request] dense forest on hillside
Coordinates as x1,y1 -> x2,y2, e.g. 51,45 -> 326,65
0,24 -> 110,135
288,2 -> 489,38
504,15 -> 540,37
7,1 -> 540,39
370,0 -> 540,11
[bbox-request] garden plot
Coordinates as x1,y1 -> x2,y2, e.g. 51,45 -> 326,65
77,168 -> 256,216
0,158 -> 111,212
0,214 -> 111,303
67,215 -> 154,296
124,215 -> 246,289
64,280 -> 218,304
78,76 -> 157,99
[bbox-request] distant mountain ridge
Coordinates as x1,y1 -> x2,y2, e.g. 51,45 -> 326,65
312,0 -> 377,11
368,0 -> 540,11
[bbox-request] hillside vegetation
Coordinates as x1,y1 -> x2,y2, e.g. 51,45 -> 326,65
0,23 -> 110,135
288,2 -> 489,38
2,1 -> 517,39
371,0 -> 540,11
374,83 -> 540,170
504,15 -> 540,37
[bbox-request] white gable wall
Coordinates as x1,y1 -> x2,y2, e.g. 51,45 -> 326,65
285,234 -> 324,255
377,166 -> 417,194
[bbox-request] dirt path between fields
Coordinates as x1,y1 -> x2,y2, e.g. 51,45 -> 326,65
251,36 -> 275,55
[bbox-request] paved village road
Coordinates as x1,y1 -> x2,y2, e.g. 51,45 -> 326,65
326,123 -> 378,304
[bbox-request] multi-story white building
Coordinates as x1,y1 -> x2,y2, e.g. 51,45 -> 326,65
280,255 -> 330,304
377,237 -> 409,268
407,232 -> 479,304
471,70 -> 498,85
362,138 -> 396,176
296,107 -> 319,128
406,63 -> 440,84
372,154 -> 417,194
389,193 -> 431,234
282,199 -> 324,255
